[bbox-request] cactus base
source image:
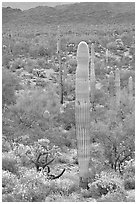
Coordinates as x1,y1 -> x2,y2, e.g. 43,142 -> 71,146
79,177 -> 89,189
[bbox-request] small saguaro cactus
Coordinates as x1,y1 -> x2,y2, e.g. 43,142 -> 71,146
75,41 -> 91,189
109,71 -> 115,97
128,76 -> 133,98
115,68 -> 120,109
90,43 -> 96,104
57,25 -> 63,104
106,48 -> 109,64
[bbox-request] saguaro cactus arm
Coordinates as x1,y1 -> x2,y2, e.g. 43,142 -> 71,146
75,41 -> 90,189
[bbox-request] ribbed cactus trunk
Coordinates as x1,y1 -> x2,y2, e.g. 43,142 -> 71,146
106,49 -> 109,64
115,68 -> 120,109
109,71 -> 115,110
75,41 -> 90,189
57,25 -> 63,104
109,71 -> 115,97
90,43 -> 95,105
128,76 -> 133,98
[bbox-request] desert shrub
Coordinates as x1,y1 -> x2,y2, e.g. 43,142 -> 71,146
123,160 -> 135,178
10,168 -> 78,202
2,53 -> 13,68
81,186 -> 101,199
97,189 -> 127,202
2,194 -> 15,202
29,45 -> 39,58
2,68 -> 21,107
120,32 -> 134,47
2,153 -> 19,175
24,58 -> 38,73
2,136 -> 12,152
12,41 -> 29,57
58,102 -> 75,130
9,58 -> 26,72
123,160 -> 135,190
7,88 -> 60,142
2,170 -> 19,195
63,80 -> 75,98
92,171 -> 124,197
106,41 -> 117,51
13,143 -> 32,167
67,58 -> 77,74
48,178 -> 79,196
124,179 -> 135,190
120,69 -> 135,88
11,169 -> 50,202
29,44 -> 52,58
37,58 -> 47,68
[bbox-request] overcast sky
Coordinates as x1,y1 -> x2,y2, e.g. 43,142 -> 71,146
2,2 -> 77,10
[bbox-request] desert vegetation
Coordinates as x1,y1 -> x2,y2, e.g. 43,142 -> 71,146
2,2 -> 135,202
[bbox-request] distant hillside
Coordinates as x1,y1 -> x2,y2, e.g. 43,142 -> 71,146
2,7 -> 23,24
2,2 -> 135,25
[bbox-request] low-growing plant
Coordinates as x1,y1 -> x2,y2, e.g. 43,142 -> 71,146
2,53 -> 13,68
92,170 -> 124,197
2,68 -> 21,107
81,186 -> 101,199
97,189 -> 127,202
2,170 -> 19,194
9,58 -> 26,71
123,159 -> 135,190
11,169 -> 51,202
124,178 -> 135,190
2,152 -> 19,175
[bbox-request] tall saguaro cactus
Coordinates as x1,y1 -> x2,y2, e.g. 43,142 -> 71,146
75,41 -> 91,189
57,25 -> 63,104
90,43 -> 95,104
115,68 -> 120,109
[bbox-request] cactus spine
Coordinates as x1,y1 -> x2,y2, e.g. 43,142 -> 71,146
90,43 -> 95,104
115,68 -> 120,109
75,41 -> 90,189
57,25 -> 63,104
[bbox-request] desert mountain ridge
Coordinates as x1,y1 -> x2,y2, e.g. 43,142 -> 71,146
2,2 -> 135,25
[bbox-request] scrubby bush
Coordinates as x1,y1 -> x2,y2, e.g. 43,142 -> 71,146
81,186 -> 101,199
12,41 -> 29,57
8,168 -> 79,202
6,88 -> 60,142
97,189 -> 127,202
9,58 -> 26,72
2,170 -> 19,195
92,170 -> 124,197
11,169 -> 50,202
58,102 -> 75,130
2,136 -> 12,152
123,160 -> 135,190
2,153 -> 19,175
2,68 -> 21,107
67,58 -> 77,74
124,179 -> 135,190
2,53 -> 13,68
